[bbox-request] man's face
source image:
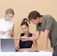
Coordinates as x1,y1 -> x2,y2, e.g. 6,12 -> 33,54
31,18 -> 40,25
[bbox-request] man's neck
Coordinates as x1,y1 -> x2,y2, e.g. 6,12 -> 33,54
39,17 -> 43,23
38,17 -> 43,26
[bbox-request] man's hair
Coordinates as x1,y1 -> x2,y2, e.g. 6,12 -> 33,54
5,8 -> 14,16
28,11 -> 42,22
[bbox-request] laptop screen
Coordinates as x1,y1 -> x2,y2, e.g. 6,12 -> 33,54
1,39 -> 15,52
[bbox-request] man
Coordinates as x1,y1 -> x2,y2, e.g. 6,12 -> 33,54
27,11 -> 57,56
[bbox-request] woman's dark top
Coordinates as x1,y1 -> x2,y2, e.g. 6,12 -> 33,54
19,33 -> 33,48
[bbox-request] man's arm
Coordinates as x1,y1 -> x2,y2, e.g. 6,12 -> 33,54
32,40 -> 38,51
23,31 -> 40,41
44,30 -> 50,51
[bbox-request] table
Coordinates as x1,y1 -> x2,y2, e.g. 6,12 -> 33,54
0,39 -> 52,56
0,51 -> 52,56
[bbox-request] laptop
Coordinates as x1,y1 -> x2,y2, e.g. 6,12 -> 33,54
1,39 -> 15,52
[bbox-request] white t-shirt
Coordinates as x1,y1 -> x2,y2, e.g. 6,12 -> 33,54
0,18 -> 14,39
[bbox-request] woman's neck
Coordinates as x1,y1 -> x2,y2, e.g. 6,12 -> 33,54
24,31 -> 29,37
4,16 -> 10,21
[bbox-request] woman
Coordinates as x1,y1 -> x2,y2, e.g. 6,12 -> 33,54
0,8 -> 14,39
16,18 -> 38,52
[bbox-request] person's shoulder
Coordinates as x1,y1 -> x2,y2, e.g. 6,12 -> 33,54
29,33 -> 33,37
43,15 -> 54,19
0,18 -> 4,22
10,21 -> 13,23
43,15 -> 55,21
10,21 -> 14,25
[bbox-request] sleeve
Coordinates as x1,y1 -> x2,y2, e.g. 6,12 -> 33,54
45,16 -> 54,30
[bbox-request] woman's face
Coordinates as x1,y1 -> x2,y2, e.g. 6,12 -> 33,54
5,13 -> 14,21
21,25 -> 29,34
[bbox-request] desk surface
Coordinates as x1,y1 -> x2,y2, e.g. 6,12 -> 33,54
0,39 -> 52,56
0,51 -> 52,56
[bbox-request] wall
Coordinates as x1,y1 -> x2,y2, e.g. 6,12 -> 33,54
0,0 -> 57,51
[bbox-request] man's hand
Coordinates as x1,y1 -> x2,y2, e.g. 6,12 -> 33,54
44,48 -> 49,52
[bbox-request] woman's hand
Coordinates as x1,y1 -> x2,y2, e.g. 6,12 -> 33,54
7,30 -> 13,37
0,31 -> 6,34
20,36 -> 28,41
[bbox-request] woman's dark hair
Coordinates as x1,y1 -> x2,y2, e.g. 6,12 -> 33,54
21,18 -> 29,27
28,11 -> 42,22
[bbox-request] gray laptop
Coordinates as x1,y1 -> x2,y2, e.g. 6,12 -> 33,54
1,39 -> 15,52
